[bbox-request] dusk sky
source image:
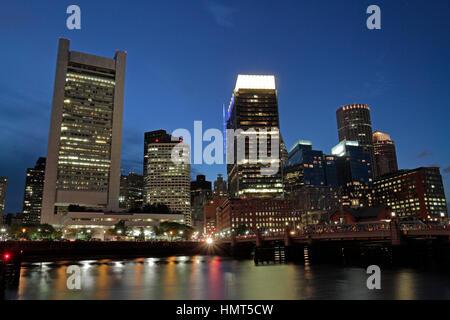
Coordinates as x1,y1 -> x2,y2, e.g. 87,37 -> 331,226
1,0 -> 449,214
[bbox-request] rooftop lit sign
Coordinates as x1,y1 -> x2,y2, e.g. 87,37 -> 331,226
234,75 -> 276,91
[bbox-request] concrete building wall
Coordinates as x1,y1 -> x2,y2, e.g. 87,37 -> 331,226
41,39 -> 126,226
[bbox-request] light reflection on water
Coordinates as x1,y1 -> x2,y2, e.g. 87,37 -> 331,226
5,255 -> 450,300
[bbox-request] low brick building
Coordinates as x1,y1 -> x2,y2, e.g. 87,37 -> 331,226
216,198 -> 301,234
203,196 -> 226,236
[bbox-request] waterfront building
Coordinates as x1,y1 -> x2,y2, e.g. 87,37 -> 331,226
284,140 -> 339,194
336,104 -> 375,177
284,140 -> 326,193
119,172 -> 144,210
143,129 -> 191,226
331,140 -> 374,208
373,167 -> 448,221
22,157 -> 46,225
226,75 -> 283,199
283,140 -> 340,216
0,177 -> 7,218
204,196 -> 226,236
372,131 -> 398,178
61,210 -> 185,240
290,187 -> 340,214
190,175 -> 212,233
216,198 -> 301,235
41,38 -> 126,225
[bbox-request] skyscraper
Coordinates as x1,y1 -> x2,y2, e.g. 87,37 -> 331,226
336,104 -> 375,177
0,177 -> 7,218
284,140 -> 326,193
226,74 -> 283,199
332,140 -> 373,207
22,157 -> 46,225
119,172 -> 144,210
372,131 -> 398,177
283,140 -> 339,215
213,174 -> 227,197
190,175 -> 212,233
41,38 -> 126,225
143,130 -> 191,225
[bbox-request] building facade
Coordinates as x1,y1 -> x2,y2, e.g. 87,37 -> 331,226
226,75 -> 283,199
373,167 -> 448,221
190,175 -> 212,233
119,172 -> 144,210
284,140 -> 336,193
216,198 -> 301,235
213,174 -> 227,197
143,130 -> 191,226
0,177 -> 7,218
41,38 -> 126,225
332,140 -> 373,208
204,196 -> 226,236
61,211 -> 185,240
336,104 -> 375,177
22,157 -> 46,225
372,131 -> 398,178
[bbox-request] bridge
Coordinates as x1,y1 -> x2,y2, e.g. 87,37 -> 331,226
218,220 -> 450,247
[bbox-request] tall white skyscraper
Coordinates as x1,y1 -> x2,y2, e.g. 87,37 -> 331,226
144,130 -> 191,226
41,38 -> 126,225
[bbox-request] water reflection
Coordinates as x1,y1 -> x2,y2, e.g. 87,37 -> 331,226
4,256 -> 450,300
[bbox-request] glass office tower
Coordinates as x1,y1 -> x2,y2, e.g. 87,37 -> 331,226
226,75 -> 283,199
22,157 -> 46,225
332,140 -> 373,207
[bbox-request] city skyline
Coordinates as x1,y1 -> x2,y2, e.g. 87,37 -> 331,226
1,1 -> 450,214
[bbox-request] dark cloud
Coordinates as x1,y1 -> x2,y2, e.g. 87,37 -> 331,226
417,150 -> 432,158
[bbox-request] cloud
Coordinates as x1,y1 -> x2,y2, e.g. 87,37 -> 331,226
443,167 -> 450,174
205,1 -> 235,28
417,150 -> 432,158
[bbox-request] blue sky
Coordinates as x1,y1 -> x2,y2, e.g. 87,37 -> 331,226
1,0 -> 449,214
